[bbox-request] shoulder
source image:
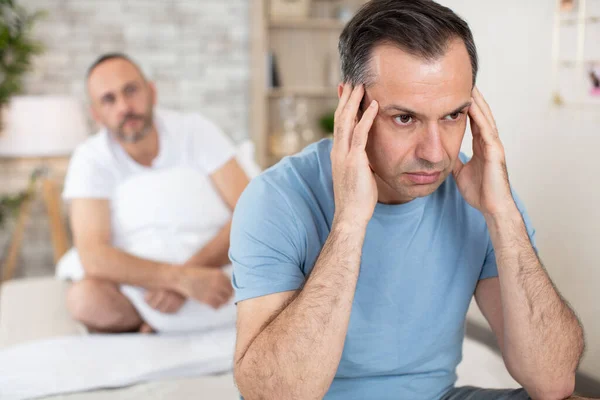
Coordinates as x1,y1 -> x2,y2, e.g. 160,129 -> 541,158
234,139 -> 333,228
261,138 -> 332,203
69,130 -> 114,169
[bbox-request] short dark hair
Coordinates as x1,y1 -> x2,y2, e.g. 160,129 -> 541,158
86,52 -> 145,80
339,0 -> 478,87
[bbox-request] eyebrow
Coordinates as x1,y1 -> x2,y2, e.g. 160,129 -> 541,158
380,101 -> 472,118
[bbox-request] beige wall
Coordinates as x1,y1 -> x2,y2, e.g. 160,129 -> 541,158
440,0 -> 599,378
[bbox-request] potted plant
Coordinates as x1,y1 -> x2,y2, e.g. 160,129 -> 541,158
0,0 -> 45,128
319,110 -> 335,140
0,168 -> 40,230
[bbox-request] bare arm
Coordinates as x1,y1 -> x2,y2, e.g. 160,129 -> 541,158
234,84 -> 380,399
235,222 -> 366,399
477,212 -> 584,400
456,88 -> 584,400
70,198 -> 233,308
185,158 -> 249,267
70,198 -> 179,289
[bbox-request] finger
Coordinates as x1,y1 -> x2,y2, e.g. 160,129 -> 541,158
351,100 -> 378,150
452,157 -> 464,180
335,85 -> 365,153
172,298 -> 185,313
218,293 -> 230,307
219,288 -> 233,303
145,292 -> 160,309
144,290 -> 156,303
472,87 -> 497,131
222,277 -> 234,296
154,293 -> 170,312
342,84 -> 365,124
207,297 -> 220,309
335,82 -> 353,117
468,100 -> 496,145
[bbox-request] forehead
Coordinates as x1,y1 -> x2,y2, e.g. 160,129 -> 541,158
87,58 -> 144,100
366,39 -> 473,113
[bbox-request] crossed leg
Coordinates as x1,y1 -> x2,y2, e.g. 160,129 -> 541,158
66,278 -> 148,333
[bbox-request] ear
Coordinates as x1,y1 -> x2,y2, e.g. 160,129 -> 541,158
148,81 -> 158,106
89,104 -> 101,125
337,83 -> 344,99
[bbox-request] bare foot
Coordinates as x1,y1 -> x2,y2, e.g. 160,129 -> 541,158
138,322 -> 155,334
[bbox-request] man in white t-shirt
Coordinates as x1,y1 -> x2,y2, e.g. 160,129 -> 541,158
63,53 -> 249,333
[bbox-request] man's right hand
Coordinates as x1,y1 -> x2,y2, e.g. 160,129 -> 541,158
174,266 -> 233,309
331,83 -> 380,228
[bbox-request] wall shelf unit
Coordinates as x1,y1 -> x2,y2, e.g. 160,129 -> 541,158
250,0 -> 365,168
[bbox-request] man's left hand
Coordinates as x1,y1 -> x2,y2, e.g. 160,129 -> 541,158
452,87 -> 516,217
145,289 -> 186,314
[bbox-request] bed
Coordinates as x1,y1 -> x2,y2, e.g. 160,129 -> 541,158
0,276 -> 520,400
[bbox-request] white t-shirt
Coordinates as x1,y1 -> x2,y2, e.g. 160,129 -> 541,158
63,108 -> 235,201
62,109 -> 236,266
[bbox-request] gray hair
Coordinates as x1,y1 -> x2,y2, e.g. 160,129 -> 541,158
339,0 -> 478,87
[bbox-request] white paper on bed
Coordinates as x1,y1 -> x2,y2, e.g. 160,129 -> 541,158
0,328 -> 236,400
57,165 -> 240,333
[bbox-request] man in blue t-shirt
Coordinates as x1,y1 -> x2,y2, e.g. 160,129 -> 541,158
230,1 -> 584,399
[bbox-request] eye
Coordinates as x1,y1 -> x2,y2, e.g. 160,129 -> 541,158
444,112 -> 463,121
101,94 -> 115,105
394,114 -> 413,126
124,84 -> 138,96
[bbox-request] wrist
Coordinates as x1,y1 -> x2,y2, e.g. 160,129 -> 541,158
332,214 -> 369,235
483,204 -> 521,227
161,263 -> 185,291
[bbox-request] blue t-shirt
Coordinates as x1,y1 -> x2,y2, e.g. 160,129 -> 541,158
230,139 -> 536,400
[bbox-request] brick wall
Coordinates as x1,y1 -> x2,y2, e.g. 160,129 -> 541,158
1,0 -> 250,276
22,0 -> 250,141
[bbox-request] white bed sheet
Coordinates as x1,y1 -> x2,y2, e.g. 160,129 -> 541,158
0,328 -> 236,400
4,336 -> 519,400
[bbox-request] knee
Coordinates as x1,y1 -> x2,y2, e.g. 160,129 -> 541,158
65,279 -> 109,323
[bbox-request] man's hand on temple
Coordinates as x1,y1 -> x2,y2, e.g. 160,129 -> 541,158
452,87 -> 516,217
331,83 -> 379,228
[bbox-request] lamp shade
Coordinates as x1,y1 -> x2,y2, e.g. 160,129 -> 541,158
0,96 -> 89,157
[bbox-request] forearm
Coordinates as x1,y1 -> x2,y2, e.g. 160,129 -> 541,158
78,245 -> 179,291
236,221 -> 366,400
486,207 -> 584,398
186,220 -> 232,268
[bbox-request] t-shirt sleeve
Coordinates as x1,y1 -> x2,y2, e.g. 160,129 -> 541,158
230,177 -> 307,303
189,114 -> 236,174
62,145 -> 116,200
479,191 -> 538,280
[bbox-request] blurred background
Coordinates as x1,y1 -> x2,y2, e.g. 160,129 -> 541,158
0,0 -> 598,393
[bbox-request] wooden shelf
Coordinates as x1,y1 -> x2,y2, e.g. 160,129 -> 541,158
558,60 -> 600,67
560,15 -> 600,24
269,18 -> 346,30
268,87 -> 338,98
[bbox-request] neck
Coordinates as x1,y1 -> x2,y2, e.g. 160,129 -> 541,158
120,125 -> 159,167
374,173 -> 415,205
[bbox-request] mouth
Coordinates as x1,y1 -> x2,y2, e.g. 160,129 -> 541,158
404,171 -> 442,185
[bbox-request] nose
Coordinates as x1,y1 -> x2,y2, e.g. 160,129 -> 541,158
115,95 -> 132,122
415,122 -> 445,166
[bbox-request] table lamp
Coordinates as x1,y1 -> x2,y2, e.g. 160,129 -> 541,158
0,95 -> 89,281
0,96 -> 89,157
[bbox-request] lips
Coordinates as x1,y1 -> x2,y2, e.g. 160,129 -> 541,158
405,171 -> 442,185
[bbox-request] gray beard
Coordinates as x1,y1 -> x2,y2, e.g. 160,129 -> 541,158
114,120 -> 153,144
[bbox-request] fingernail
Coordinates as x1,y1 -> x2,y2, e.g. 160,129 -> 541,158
370,100 -> 377,108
